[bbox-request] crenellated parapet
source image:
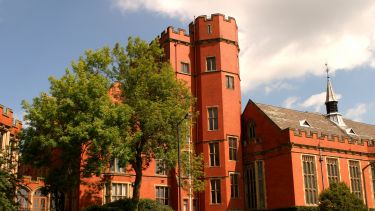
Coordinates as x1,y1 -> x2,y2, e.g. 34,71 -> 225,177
189,13 -> 238,45
291,128 -> 374,147
159,26 -> 191,46
0,104 -> 22,134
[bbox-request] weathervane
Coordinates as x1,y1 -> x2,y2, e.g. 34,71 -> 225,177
325,63 -> 330,79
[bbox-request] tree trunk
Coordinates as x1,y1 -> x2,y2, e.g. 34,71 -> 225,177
132,152 -> 143,211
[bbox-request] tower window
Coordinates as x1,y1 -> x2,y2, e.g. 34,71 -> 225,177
206,57 -> 216,72
181,62 -> 190,74
229,137 -> 237,161
209,142 -> 220,167
210,179 -> 221,204
226,75 -> 234,89
207,24 -> 212,34
208,107 -> 218,130
230,172 -> 240,198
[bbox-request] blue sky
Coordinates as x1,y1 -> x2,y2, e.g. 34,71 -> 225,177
1,0 -> 375,124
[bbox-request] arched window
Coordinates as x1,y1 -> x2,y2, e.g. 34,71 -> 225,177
16,187 -> 30,210
33,188 -> 48,211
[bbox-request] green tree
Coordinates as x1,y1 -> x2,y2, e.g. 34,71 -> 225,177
21,37 -> 204,210
21,49 -> 132,210
0,148 -> 20,211
107,38 -> 203,206
319,182 -> 366,211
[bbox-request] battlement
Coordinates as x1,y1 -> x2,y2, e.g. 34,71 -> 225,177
291,128 -> 374,147
160,26 -> 191,45
193,13 -> 236,25
0,104 -> 22,131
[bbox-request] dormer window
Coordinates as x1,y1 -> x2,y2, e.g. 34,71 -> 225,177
299,120 -> 311,128
346,128 -> 356,135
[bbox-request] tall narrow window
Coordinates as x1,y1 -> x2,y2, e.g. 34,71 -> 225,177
326,158 -> 340,184
183,199 -> 188,211
155,159 -> 167,175
181,62 -> 190,74
371,165 -> 375,201
226,75 -> 234,89
349,160 -> 362,199
211,179 -> 221,204
248,121 -> 256,140
209,142 -> 220,167
206,57 -> 216,71
229,137 -> 237,161
155,186 -> 169,205
230,172 -> 239,198
245,160 -> 266,209
207,24 -> 212,34
208,107 -> 218,131
302,155 -> 318,205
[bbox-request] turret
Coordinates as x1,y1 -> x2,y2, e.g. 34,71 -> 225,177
324,64 -> 346,127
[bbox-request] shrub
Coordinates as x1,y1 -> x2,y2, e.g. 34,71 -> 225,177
84,198 -> 173,211
318,182 -> 366,211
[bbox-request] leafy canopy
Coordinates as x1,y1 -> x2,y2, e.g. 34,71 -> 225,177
319,182 -> 366,211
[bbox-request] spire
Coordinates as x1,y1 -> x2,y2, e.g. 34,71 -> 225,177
324,64 -> 346,127
325,64 -> 337,103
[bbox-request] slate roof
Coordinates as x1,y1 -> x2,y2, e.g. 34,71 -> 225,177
254,102 -> 375,140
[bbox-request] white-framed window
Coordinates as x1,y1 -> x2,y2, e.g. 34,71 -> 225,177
326,158 -> 340,184
105,182 -> 132,203
209,142 -> 220,167
208,107 -> 218,131
302,155 -> 318,205
33,188 -> 48,211
181,62 -> 190,74
110,158 -> 125,173
229,137 -> 237,161
206,57 -> 216,71
349,160 -> 362,199
155,186 -> 169,205
210,179 -> 221,204
155,159 -> 167,176
226,75 -> 234,89
230,172 -> 240,198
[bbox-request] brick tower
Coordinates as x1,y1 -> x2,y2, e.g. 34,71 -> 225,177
160,13 -> 243,210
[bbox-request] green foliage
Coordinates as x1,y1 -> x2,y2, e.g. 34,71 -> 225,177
0,149 -> 20,211
105,37 -> 204,200
318,182 -> 366,211
84,198 -> 173,211
21,46 -> 132,209
21,36 -> 204,209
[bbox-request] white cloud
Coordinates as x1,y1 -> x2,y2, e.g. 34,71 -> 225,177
283,96 -> 299,109
345,103 -> 367,121
264,81 -> 294,95
112,0 -> 375,92
300,92 -> 342,112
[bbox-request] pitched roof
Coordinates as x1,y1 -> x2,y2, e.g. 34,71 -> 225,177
254,102 -> 375,140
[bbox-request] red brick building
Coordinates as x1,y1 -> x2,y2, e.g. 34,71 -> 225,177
241,73 -> 375,210
15,13 -> 375,211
